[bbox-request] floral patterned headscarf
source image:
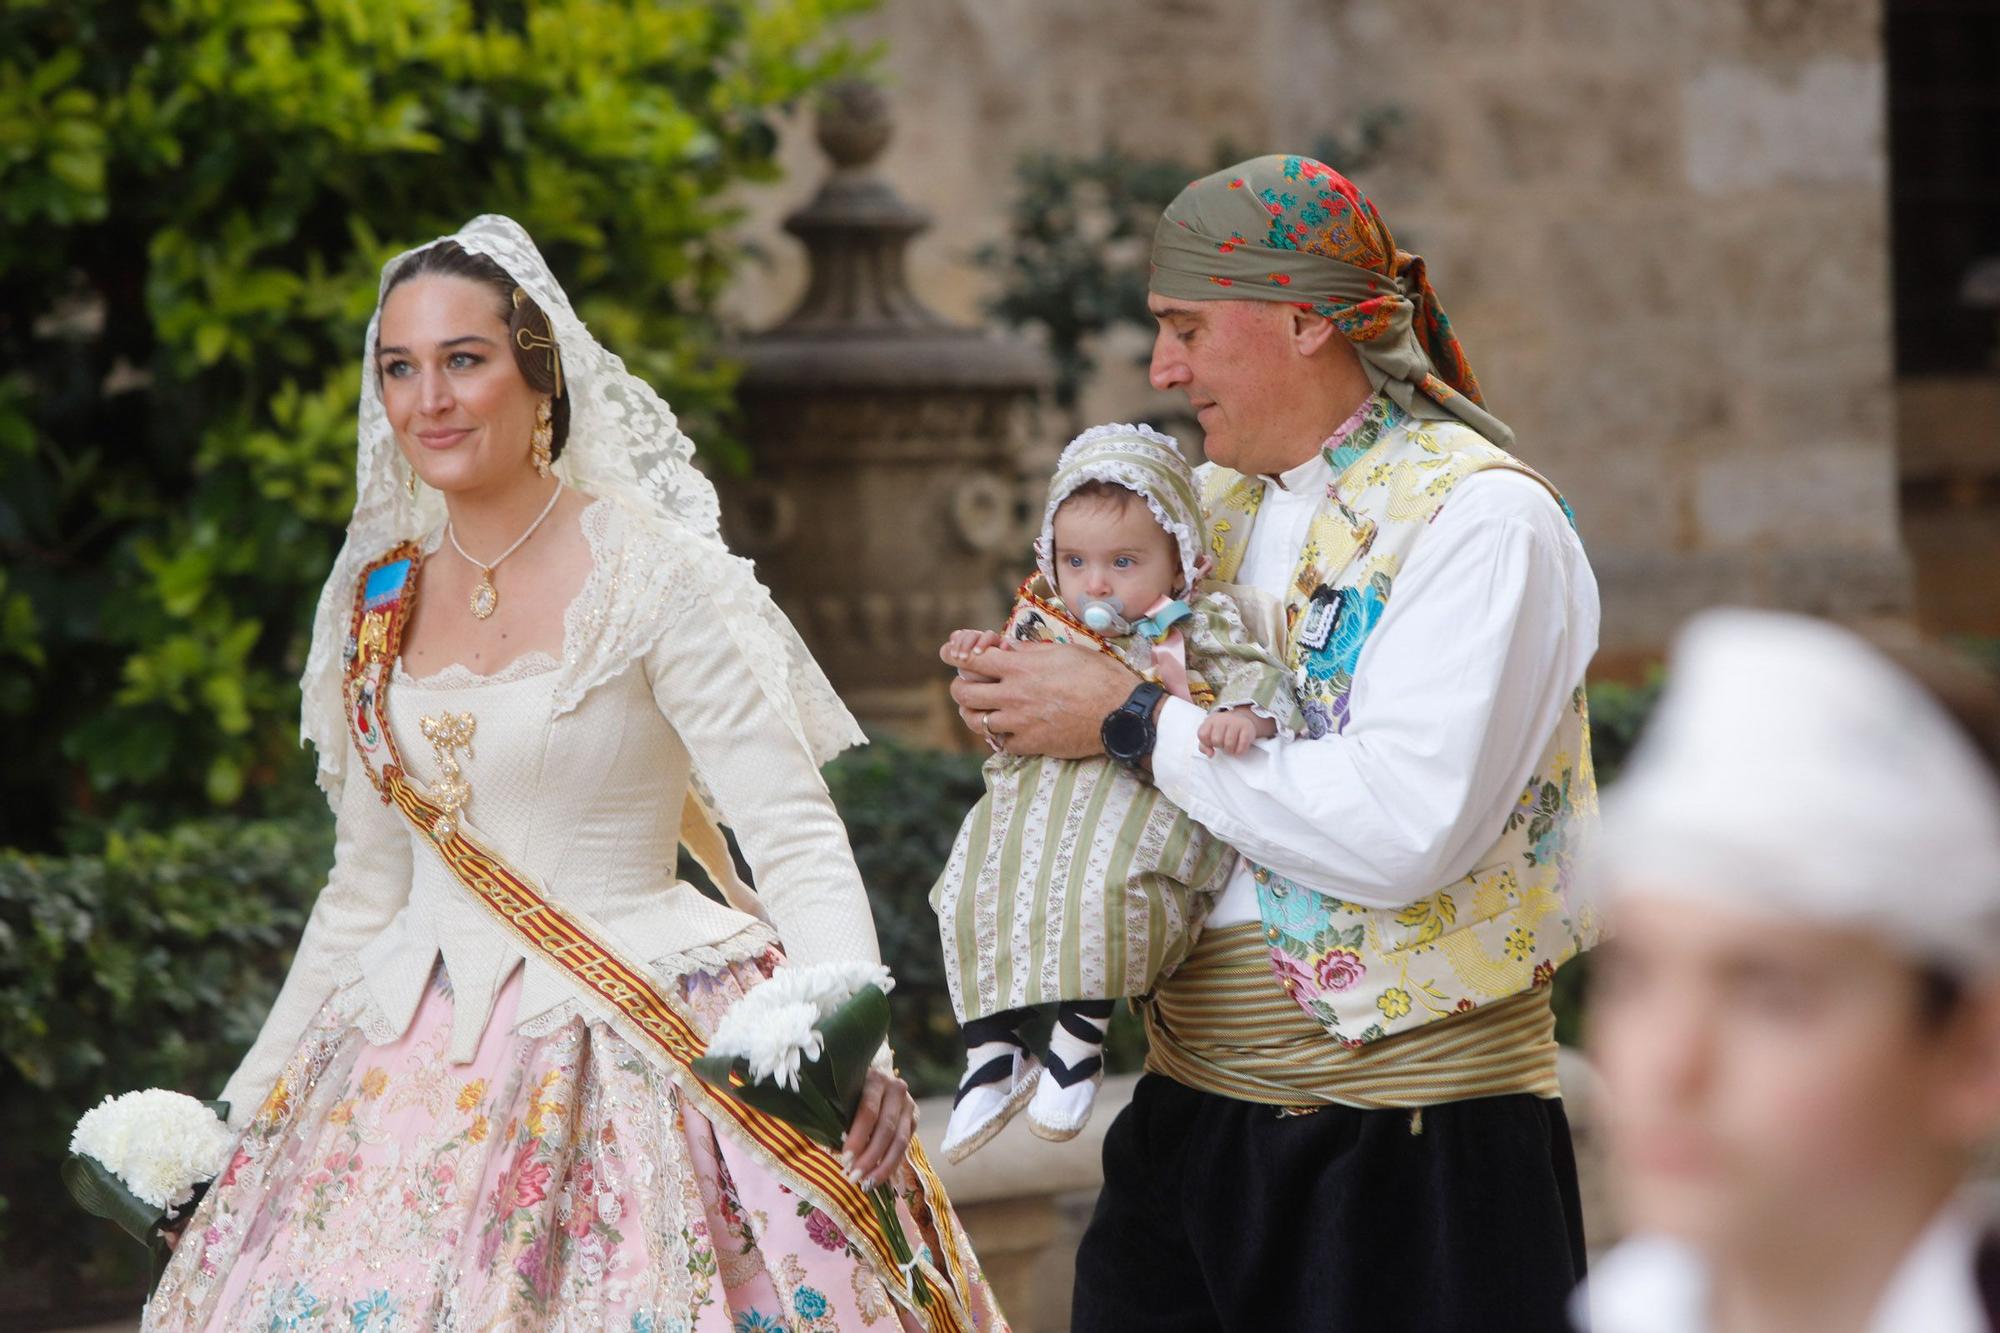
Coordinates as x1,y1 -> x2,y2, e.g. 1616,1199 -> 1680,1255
1151,154 -> 1513,447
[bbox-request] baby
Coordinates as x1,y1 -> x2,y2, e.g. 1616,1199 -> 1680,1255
931,423 -> 1302,1161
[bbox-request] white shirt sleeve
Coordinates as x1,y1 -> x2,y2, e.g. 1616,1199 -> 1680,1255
1152,471 -> 1599,909
645,594 -> 885,974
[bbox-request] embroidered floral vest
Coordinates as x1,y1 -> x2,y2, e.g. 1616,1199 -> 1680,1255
1199,398 -> 1599,1046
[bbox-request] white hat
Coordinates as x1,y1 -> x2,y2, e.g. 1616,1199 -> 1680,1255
1591,609 -> 2000,977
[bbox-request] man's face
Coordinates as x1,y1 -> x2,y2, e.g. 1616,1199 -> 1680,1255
1147,293 -> 1307,476
1589,896 -> 1997,1255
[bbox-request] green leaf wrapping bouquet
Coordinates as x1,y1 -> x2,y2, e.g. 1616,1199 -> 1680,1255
692,961 -> 930,1305
63,1089 -> 234,1290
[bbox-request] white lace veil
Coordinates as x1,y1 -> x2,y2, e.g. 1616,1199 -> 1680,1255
299,213 -> 863,796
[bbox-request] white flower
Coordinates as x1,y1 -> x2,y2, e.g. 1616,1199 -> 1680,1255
708,999 -> 824,1091
755,961 -> 894,1021
70,1088 -> 234,1213
703,962 -> 894,1091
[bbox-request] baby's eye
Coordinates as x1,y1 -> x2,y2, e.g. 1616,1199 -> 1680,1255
1114,556 -> 1134,568
1065,555 -> 1083,568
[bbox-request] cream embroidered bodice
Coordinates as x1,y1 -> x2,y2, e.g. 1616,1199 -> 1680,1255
218,499 -> 881,1129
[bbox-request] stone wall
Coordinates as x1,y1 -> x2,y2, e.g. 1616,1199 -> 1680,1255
726,0 -> 1908,661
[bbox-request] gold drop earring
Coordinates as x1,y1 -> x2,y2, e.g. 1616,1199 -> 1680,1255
531,399 -> 554,478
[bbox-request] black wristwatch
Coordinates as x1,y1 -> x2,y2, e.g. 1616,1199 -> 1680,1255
1101,680 -> 1167,771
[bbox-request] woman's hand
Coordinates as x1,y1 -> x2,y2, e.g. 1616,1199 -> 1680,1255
842,1066 -> 918,1191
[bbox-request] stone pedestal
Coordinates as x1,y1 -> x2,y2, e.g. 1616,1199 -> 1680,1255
724,83 -> 1052,746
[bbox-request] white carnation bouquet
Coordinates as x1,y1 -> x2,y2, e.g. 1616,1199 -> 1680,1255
693,961 -> 927,1304
63,1089 -> 233,1285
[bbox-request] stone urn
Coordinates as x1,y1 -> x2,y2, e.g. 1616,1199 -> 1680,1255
723,81 -> 1053,746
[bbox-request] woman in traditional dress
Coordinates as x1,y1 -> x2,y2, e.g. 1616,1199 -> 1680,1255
144,216 -> 1003,1331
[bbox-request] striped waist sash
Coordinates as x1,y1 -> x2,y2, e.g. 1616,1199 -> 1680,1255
1141,923 -> 1560,1109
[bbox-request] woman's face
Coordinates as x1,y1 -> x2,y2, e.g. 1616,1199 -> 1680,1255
1589,895 -> 2000,1254
375,274 -> 541,496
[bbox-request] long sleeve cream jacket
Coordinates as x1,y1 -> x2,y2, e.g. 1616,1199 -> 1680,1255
219,499 -> 880,1129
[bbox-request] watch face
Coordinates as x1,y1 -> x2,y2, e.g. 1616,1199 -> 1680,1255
1103,707 -> 1149,761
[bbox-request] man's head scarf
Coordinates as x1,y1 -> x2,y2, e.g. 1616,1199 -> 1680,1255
1150,154 -> 1512,448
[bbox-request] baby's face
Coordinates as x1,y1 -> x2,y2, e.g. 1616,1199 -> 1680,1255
1051,493 -> 1180,617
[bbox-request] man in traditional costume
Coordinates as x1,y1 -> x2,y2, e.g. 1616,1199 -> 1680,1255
948,155 -> 1600,1329
1579,610 -> 2000,1333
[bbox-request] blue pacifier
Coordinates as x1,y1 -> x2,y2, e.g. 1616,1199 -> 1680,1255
1079,596 -> 1130,636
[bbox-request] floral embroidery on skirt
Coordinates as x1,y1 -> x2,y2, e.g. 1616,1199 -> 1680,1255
144,951 -> 1000,1331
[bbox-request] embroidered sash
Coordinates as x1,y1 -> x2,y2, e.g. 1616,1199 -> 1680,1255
342,543 -> 979,1332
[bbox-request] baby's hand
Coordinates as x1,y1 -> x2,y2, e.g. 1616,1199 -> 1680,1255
944,628 -> 1007,669
1197,707 -> 1279,757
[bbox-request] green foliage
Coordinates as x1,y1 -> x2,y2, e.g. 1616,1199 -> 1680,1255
0,0 -> 874,848
821,737 -> 990,1096
974,114 -> 1403,414
1585,672 -> 1666,788
0,810 -> 332,1272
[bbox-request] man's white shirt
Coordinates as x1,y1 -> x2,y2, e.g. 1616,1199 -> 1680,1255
1151,455 -> 1600,918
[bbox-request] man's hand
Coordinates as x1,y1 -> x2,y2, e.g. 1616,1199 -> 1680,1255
943,639 -> 1138,759
1197,707 -> 1278,757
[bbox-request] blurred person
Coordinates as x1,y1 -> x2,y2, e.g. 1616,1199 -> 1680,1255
1579,609 -> 2000,1333
144,216 -> 1001,1331
946,154 -> 1600,1330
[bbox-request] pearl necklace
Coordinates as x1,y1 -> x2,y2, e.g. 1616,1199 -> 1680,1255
446,482 -> 563,620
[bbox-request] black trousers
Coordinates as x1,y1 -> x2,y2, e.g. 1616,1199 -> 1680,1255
1071,1074 -> 1587,1332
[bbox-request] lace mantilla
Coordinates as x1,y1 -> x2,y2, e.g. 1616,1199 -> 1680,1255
299,215 -> 862,795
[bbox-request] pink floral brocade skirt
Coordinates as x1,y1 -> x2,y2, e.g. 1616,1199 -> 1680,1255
143,950 -> 1002,1331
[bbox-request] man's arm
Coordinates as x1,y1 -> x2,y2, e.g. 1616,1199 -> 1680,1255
1152,471 -> 1598,908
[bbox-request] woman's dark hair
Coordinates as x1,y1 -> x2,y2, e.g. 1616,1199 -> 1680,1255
377,240 -> 570,461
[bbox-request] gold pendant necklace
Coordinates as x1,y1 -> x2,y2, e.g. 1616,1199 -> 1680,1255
446,481 -> 562,621
468,570 -> 498,620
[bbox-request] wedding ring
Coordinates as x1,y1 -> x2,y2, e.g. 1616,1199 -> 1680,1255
980,711 -> 997,736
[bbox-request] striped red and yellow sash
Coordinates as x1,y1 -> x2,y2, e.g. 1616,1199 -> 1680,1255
342,543 -> 979,1331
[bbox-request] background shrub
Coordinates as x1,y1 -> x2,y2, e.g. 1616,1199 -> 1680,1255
0,0 -> 872,851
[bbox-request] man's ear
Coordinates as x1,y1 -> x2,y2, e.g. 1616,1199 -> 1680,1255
1289,307 -> 1341,358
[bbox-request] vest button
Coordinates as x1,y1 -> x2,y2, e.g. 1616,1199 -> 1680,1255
1266,926 -> 1280,943
1253,866 -> 1270,883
